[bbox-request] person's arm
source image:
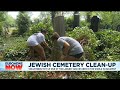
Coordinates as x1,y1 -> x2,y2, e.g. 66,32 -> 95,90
41,41 -> 51,53
57,38 -> 70,56
39,34 -> 51,51
41,41 -> 49,48
63,42 -> 70,56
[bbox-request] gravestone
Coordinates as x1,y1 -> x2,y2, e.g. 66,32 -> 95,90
73,12 -> 80,28
90,16 -> 100,32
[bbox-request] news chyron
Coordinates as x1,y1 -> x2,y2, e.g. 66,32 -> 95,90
0,61 -> 119,71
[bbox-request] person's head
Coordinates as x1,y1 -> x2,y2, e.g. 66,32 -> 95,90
51,32 -> 60,41
41,29 -> 47,35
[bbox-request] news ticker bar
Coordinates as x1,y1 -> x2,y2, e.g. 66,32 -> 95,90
0,61 -> 120,71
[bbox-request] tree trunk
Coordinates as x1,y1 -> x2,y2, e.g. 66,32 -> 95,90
73,11 -> 80,28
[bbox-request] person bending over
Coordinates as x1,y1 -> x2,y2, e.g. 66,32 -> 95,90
51,32 -> 84,61
27,30 -> 51,61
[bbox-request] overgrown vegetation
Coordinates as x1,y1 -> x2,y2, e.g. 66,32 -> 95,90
0,11 -> 120,79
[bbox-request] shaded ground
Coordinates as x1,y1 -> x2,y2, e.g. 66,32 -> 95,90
0,71 -> 108,79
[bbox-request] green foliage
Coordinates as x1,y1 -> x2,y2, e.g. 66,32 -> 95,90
38,12 -> 51,22
98,12 -> 113,29
111,12 -> 120,30
67,27 -> 99,50
3,36 -> 28,61
4,49 -> 28,61
97,11 -> 120,31
4,13 -> 16,27
64,16 -> 74,31
32,18 -> 40,25
0,22 -> 3,34
95,30 -> 120,61
96,29 -> 120,50
28,17 -> 53,35
0,12 -> 16,35
83,46 -> 96,60
81,20 -> 90,28
11,29 -> 18,36
16,12 -> 31,35
0,12 -> 6,21
0,12 -> 6,34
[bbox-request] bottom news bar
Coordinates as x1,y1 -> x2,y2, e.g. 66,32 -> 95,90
0,61 -> 120,71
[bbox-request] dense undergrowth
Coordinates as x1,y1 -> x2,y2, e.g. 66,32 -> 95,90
0,27 -> 120,79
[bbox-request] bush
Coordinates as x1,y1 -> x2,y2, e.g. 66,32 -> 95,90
64,16 -> 74,31
27,17 -> 53,35
11,29 -> 18,36
95,29 -> 120,60
80,20 -> 90,28
16,12 -> 31,35
96,29 -> 120,50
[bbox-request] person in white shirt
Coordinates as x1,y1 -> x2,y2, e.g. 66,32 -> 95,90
27,30 -> 51,61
